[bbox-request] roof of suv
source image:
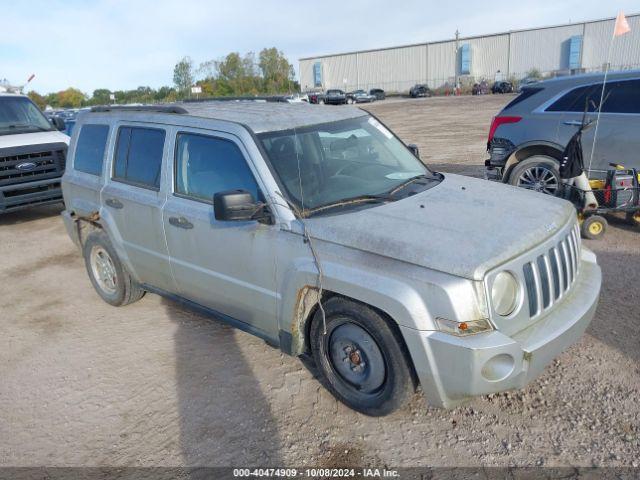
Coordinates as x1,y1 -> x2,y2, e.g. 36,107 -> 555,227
535,69 -> 640,87
89,101 -> 368,134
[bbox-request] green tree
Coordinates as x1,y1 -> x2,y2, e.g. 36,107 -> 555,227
173,56 -> 194,94
57,88 -> 85,108
154,86 -> 176,102
258,47 -> 294,93
90,88 -> 112,105
27,91 -> 46,109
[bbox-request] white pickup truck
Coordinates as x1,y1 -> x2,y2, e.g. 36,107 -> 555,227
0,91 -> 69,214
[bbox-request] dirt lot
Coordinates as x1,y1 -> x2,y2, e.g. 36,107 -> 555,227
1,95 -> 638,468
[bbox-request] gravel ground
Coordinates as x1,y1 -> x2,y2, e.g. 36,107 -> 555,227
1,95 -> 638,468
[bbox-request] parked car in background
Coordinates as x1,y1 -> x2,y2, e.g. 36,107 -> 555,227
283,93 -> 309,103
306,91 -> 325,104
63,102 -> 601,416
485,70 -> 640,191
410,84 -> 432,98
346,90 -> 376,104
0,92 -> 69,214
492,81 -> 514,94
473,81 -> 490,95
518,77 -> 540,92
369,88 -> 386,100
324,89 -> 347,105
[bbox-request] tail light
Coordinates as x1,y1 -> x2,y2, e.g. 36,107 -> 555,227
488,116 -> 522,144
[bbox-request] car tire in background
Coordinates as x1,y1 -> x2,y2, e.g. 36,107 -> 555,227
508,155 -> 561,196
82,230 -> 145,307
310,297 -> 414,416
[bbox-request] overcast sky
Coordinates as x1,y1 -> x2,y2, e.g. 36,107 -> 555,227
2,1 -> 637,94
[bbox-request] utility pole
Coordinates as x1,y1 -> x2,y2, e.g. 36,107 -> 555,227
454,29 -> 460,94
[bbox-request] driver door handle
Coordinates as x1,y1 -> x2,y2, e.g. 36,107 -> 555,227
168,216 -> 194,229
563,120 -> 583,126
105,198 -> 124,209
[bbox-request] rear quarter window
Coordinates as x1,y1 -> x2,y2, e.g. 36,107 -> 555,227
503,87 -> 543,110
74,124 -> 110,176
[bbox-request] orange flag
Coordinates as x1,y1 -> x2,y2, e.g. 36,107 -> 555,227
614,11 -> 631,36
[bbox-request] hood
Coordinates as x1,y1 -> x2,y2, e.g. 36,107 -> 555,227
304,174 -> 575,281
0,130 -> 69,148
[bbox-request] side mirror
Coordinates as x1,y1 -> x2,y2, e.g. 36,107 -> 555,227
52,116 -> 66,131
407,144 -> 420,158
213,189 -> 270,223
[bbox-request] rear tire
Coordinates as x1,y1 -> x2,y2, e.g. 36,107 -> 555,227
310,297 -> 414,416
82,230 -> 145,306
508,155 -> 561,196
581,215 -> 607,240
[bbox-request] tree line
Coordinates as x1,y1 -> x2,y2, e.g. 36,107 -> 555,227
27,47 -> 298,110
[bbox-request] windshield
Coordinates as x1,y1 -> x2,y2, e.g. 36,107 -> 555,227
258,115 -> 439,214
0,96 -> 53,135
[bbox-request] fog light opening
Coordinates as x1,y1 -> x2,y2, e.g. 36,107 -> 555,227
481,353 -> 515,382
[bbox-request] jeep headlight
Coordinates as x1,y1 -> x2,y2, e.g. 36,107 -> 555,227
491,271 -> 519,316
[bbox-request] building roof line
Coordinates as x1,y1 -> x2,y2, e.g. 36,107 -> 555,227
299,12 -> 639,61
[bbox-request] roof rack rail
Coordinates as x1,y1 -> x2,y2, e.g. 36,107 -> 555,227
182,95 -> 287,103
90,105 -> 188,114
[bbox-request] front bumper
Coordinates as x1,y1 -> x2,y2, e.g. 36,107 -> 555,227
401,250 -> 601,409
0,177 -> 63,213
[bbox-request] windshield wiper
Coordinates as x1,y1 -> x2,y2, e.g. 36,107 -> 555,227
304,193 -> 394,217
387,173 -> 435,195
6,124 -> 50,132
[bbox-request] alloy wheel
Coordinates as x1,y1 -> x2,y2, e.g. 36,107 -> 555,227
517,165 -> 560,195
90,246 -> 118,295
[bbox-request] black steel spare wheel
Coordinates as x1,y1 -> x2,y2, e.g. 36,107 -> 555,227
310,297 -> 413,416
328,322 -> 386,394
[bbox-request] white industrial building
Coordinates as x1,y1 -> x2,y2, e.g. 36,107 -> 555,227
299,13 -> 640,93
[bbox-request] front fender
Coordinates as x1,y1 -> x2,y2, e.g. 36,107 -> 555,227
278,248 -> 487,356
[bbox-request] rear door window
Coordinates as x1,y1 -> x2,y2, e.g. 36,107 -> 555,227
600,79 -> 640,114
546,79 -> 640,114
113,126 -> 165,189
74,124 -> 109,176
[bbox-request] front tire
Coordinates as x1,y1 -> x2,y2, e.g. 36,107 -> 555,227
83,230 -> 145,306
310,297 -> 414,416
508,155 -> 561,196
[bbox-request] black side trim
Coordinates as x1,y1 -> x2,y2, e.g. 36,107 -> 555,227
141,284 -> 281,348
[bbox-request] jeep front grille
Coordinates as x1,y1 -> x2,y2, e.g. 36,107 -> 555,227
522,223 -> 581,318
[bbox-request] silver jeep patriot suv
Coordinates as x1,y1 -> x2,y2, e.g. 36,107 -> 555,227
61,103 -> 601,415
